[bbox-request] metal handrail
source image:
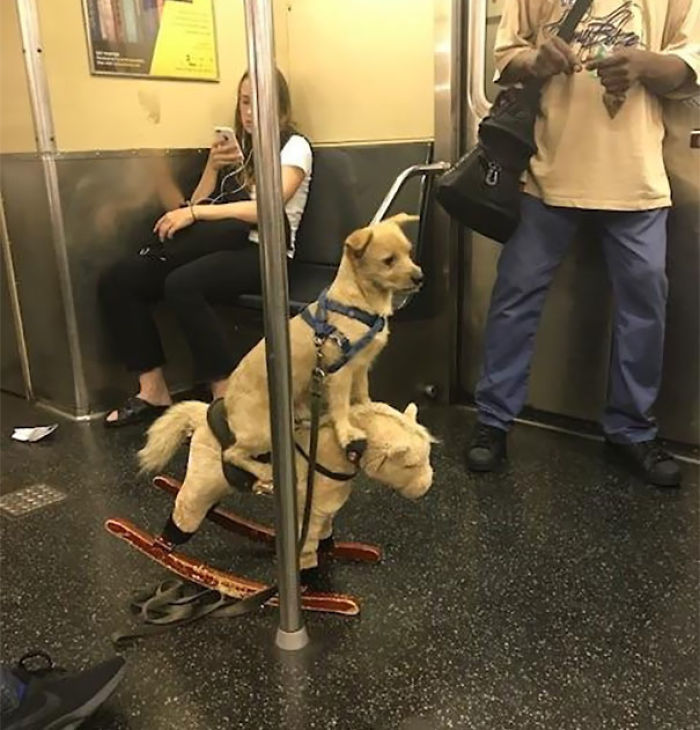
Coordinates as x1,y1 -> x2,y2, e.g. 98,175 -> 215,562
371,162 -> 451,225
371,162 -> 451,310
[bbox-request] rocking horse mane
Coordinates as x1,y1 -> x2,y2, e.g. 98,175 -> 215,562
352,402 -> 439,444
293,402 -> 437,446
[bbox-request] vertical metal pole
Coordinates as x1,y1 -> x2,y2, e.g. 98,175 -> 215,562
243,0 -> 309,651
433,0 -> 467,402
16,0 -> 89,415
0,194 -> 34,400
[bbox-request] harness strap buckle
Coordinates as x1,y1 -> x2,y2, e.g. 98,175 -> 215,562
302,288 -> 385,375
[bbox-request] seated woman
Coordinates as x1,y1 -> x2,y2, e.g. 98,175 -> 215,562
99,69 -> 312,427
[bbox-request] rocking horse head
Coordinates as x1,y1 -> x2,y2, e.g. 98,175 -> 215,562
350,402 -> 437,500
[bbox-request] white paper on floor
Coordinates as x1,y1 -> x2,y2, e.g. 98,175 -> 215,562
11,424 -> 58,442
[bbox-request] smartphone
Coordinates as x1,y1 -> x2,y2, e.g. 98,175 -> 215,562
214,126 -> 242,156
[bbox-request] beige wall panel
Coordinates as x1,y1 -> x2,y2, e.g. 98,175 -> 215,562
284,0 -> 434,144
273,0 -> 291,80
1,1 -> 37,153
36,0 -> 289,151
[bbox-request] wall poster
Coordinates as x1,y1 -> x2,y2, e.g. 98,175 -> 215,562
82,0 -> 219,81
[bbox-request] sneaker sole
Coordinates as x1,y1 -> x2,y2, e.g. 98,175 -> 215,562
44,662 -> 126,730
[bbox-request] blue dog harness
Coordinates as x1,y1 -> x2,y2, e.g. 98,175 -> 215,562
301,289 -> 386,374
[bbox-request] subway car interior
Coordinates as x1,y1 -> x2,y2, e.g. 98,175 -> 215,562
1,0 -> 699,728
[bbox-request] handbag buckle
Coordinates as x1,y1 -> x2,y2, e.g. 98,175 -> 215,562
485,162 -> 501,187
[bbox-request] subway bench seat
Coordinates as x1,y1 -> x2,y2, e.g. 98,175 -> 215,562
235,141 -> 433,315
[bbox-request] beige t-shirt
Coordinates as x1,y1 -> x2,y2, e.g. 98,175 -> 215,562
495,0 -> 700,210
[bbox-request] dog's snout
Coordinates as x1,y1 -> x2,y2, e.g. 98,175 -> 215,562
411,270 -> 424,286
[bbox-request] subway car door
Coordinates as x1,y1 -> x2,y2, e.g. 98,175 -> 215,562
655,99 -> 700,444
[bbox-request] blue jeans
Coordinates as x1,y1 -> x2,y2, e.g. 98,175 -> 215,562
475,194 -> 669,444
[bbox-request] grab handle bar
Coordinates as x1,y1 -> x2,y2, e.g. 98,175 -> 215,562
372,162 -> 451,310
371,162 -> 451,224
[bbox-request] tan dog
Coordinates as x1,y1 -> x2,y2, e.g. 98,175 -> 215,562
138,399 -> 436,570
222,213 -> 423,486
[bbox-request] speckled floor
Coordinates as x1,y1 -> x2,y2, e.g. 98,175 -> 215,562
1,391 -> 698,730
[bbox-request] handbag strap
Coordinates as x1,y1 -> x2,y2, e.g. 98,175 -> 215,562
556,0 -> 594,44
517,0 -> 593,104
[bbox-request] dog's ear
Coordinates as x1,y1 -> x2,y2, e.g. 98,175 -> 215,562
344,227 -> 373,259
404,403 -> 418,422
386,213 -> 420,228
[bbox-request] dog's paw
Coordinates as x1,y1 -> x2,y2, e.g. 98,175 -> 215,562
345,439 -> 368,464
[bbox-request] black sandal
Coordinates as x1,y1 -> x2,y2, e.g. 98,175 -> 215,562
103,396 -> 169,428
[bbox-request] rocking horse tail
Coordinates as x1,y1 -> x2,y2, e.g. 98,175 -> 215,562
138,401 -> 209,473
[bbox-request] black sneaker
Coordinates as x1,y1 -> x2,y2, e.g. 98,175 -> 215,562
466,423 -> 508,472
2,651 -> 126,730
606,439 -> 682,487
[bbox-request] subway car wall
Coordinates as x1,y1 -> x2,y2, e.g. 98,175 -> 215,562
1,0 -> 698,448
0,0 -> 439,416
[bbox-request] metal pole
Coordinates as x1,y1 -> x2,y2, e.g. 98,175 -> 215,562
434,0 -> 466,403
16,0 -> 89,415
0,194 -> 34,400
243,0 -> 309,651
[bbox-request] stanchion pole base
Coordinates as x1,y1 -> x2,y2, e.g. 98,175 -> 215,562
275,626 -> 310,651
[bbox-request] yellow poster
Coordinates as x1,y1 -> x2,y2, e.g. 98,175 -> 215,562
150,0 -> 217,79
83,0 -> 219,81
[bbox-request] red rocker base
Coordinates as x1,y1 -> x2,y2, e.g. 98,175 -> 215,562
103,473 -> 387,617
152,474 -> 383,564
105,518 -> 361,616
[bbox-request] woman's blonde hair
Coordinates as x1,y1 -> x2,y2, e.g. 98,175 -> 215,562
234,68 -> 296,191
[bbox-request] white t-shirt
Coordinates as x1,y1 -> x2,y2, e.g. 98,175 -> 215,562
494,0 -> 700,210
249,134 -> 313,256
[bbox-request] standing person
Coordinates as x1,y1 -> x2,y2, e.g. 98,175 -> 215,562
99,68 -> 313,427
466,0 -> 699,486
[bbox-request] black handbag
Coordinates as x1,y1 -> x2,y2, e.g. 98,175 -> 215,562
435,0 -> 593,243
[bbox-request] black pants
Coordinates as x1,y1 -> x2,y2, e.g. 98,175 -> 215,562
98,219 -> 263,382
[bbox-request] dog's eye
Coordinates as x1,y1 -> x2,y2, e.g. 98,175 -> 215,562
383,255 -> 396,267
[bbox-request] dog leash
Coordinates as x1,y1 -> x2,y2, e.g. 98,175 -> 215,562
111,580 -> 279,647
299,336 -> 325,552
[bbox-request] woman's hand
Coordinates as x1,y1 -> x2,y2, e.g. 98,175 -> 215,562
153,207 -> 195,241
208,139 -> 243,171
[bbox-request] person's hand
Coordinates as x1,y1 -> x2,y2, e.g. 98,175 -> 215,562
531,37 -> 582,79
586,48 -> 649,94
153,207 -> 195,241
208,139 -> 243,170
